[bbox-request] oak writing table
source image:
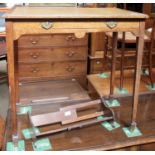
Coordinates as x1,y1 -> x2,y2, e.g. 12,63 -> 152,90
4,6 -> 148,149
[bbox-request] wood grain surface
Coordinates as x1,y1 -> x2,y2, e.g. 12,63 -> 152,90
4,6 -> 148,19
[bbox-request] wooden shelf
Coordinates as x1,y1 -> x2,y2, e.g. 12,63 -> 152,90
87,70 -> 155,98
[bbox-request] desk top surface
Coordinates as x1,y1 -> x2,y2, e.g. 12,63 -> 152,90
4,6 -> 148,19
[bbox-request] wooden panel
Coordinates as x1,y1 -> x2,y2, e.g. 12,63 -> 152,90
19,79 -> 90,106
90,58 -> 104,73
18,34 -> 88,48
13,21 -> 140,39
90,32 -> 105,55
18,46 -> 88,63
18,61 -> 87,80
140,143 -> 155,150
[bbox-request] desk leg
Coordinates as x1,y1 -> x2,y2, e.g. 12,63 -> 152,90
6,22 -> 17,137
120,32 -> 125,90
148,20 -> 155,88
110,32 -> 118,97
131,21 -> 145,129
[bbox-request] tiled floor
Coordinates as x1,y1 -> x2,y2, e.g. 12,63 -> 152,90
0,60 -> 9,119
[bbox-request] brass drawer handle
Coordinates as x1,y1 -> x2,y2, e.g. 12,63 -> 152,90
106,21 -> 117,29
66,35 -> 76,41
66,66 -> 75,72
31,68 -> 40,73
30,53 -> 39,59
96,61 -> 101,65
41,22 -> 53,30
30,39 -> 38,45
65,51 -> 76,57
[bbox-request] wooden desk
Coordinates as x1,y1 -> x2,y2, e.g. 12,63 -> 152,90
4,6 -> 148,148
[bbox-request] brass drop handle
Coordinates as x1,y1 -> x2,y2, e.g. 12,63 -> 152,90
30,39 -> 38,45
66,66 -> 75,72
96,61 -> 101,65
30,52 -> 39,59
66,35 -> 76,41
31,68 -> 40,73
71,36 -> 76,41
106,21 -> 117,29
41,22 -> 53,30
66,35 -> 72,41
66,51 -> 76,57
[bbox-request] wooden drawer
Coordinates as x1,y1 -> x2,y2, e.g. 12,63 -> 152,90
18,61 -> 87,79
18,46 -> 88,63
14,21 -> 140,40
89,58 -> 106,74
18,34 -> 88,48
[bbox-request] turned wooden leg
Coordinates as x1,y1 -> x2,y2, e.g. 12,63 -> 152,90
109,32 -> 118,98
148,20 -> 155,88
6,22 -> 17,137
120,32 -> 126,90
104,35 -> 108,62
131,21 -> 145,129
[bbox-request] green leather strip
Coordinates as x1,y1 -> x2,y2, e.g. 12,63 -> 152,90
6,140 -> 25,151
105,99 -> 120,107
122,127 -> 142,138
32,138 -> 52,151
115,88 -> 129,94
98,72 -> 109,78
22,128 -> 40,139
97,116 -> 120,131
17,106 -> 32,115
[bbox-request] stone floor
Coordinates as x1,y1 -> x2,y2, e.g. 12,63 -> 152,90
0,60 -> 9,119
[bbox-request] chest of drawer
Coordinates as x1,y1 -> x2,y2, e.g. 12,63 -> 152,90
18,61 -> 87,79
18,46 -> 88,63
18,34 -> 88,48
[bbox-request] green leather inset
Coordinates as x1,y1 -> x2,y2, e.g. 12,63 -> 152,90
122,127 -> 142,138
6,140 -> 25,151
115,88 -> 129,94
22,128 -> 40,139
98,72 -> 109,78
17,106 -> 32,115
105,99 -> 120,107
32,138 -> 52,151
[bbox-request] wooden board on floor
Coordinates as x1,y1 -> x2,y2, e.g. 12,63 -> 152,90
87,70 -> 155,98
19,79 -> 90,106
3,94 -> 155,150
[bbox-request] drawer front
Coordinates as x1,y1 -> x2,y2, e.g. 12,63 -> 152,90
18,34 -> 88,48
18,47 -> 88,62
90,59 -> 104,73
18,61 -> 87,79
14,21 -> 140,40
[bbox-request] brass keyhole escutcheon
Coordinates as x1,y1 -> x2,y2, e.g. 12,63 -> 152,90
106,21 -> 117,29
41,22 -> 53,30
